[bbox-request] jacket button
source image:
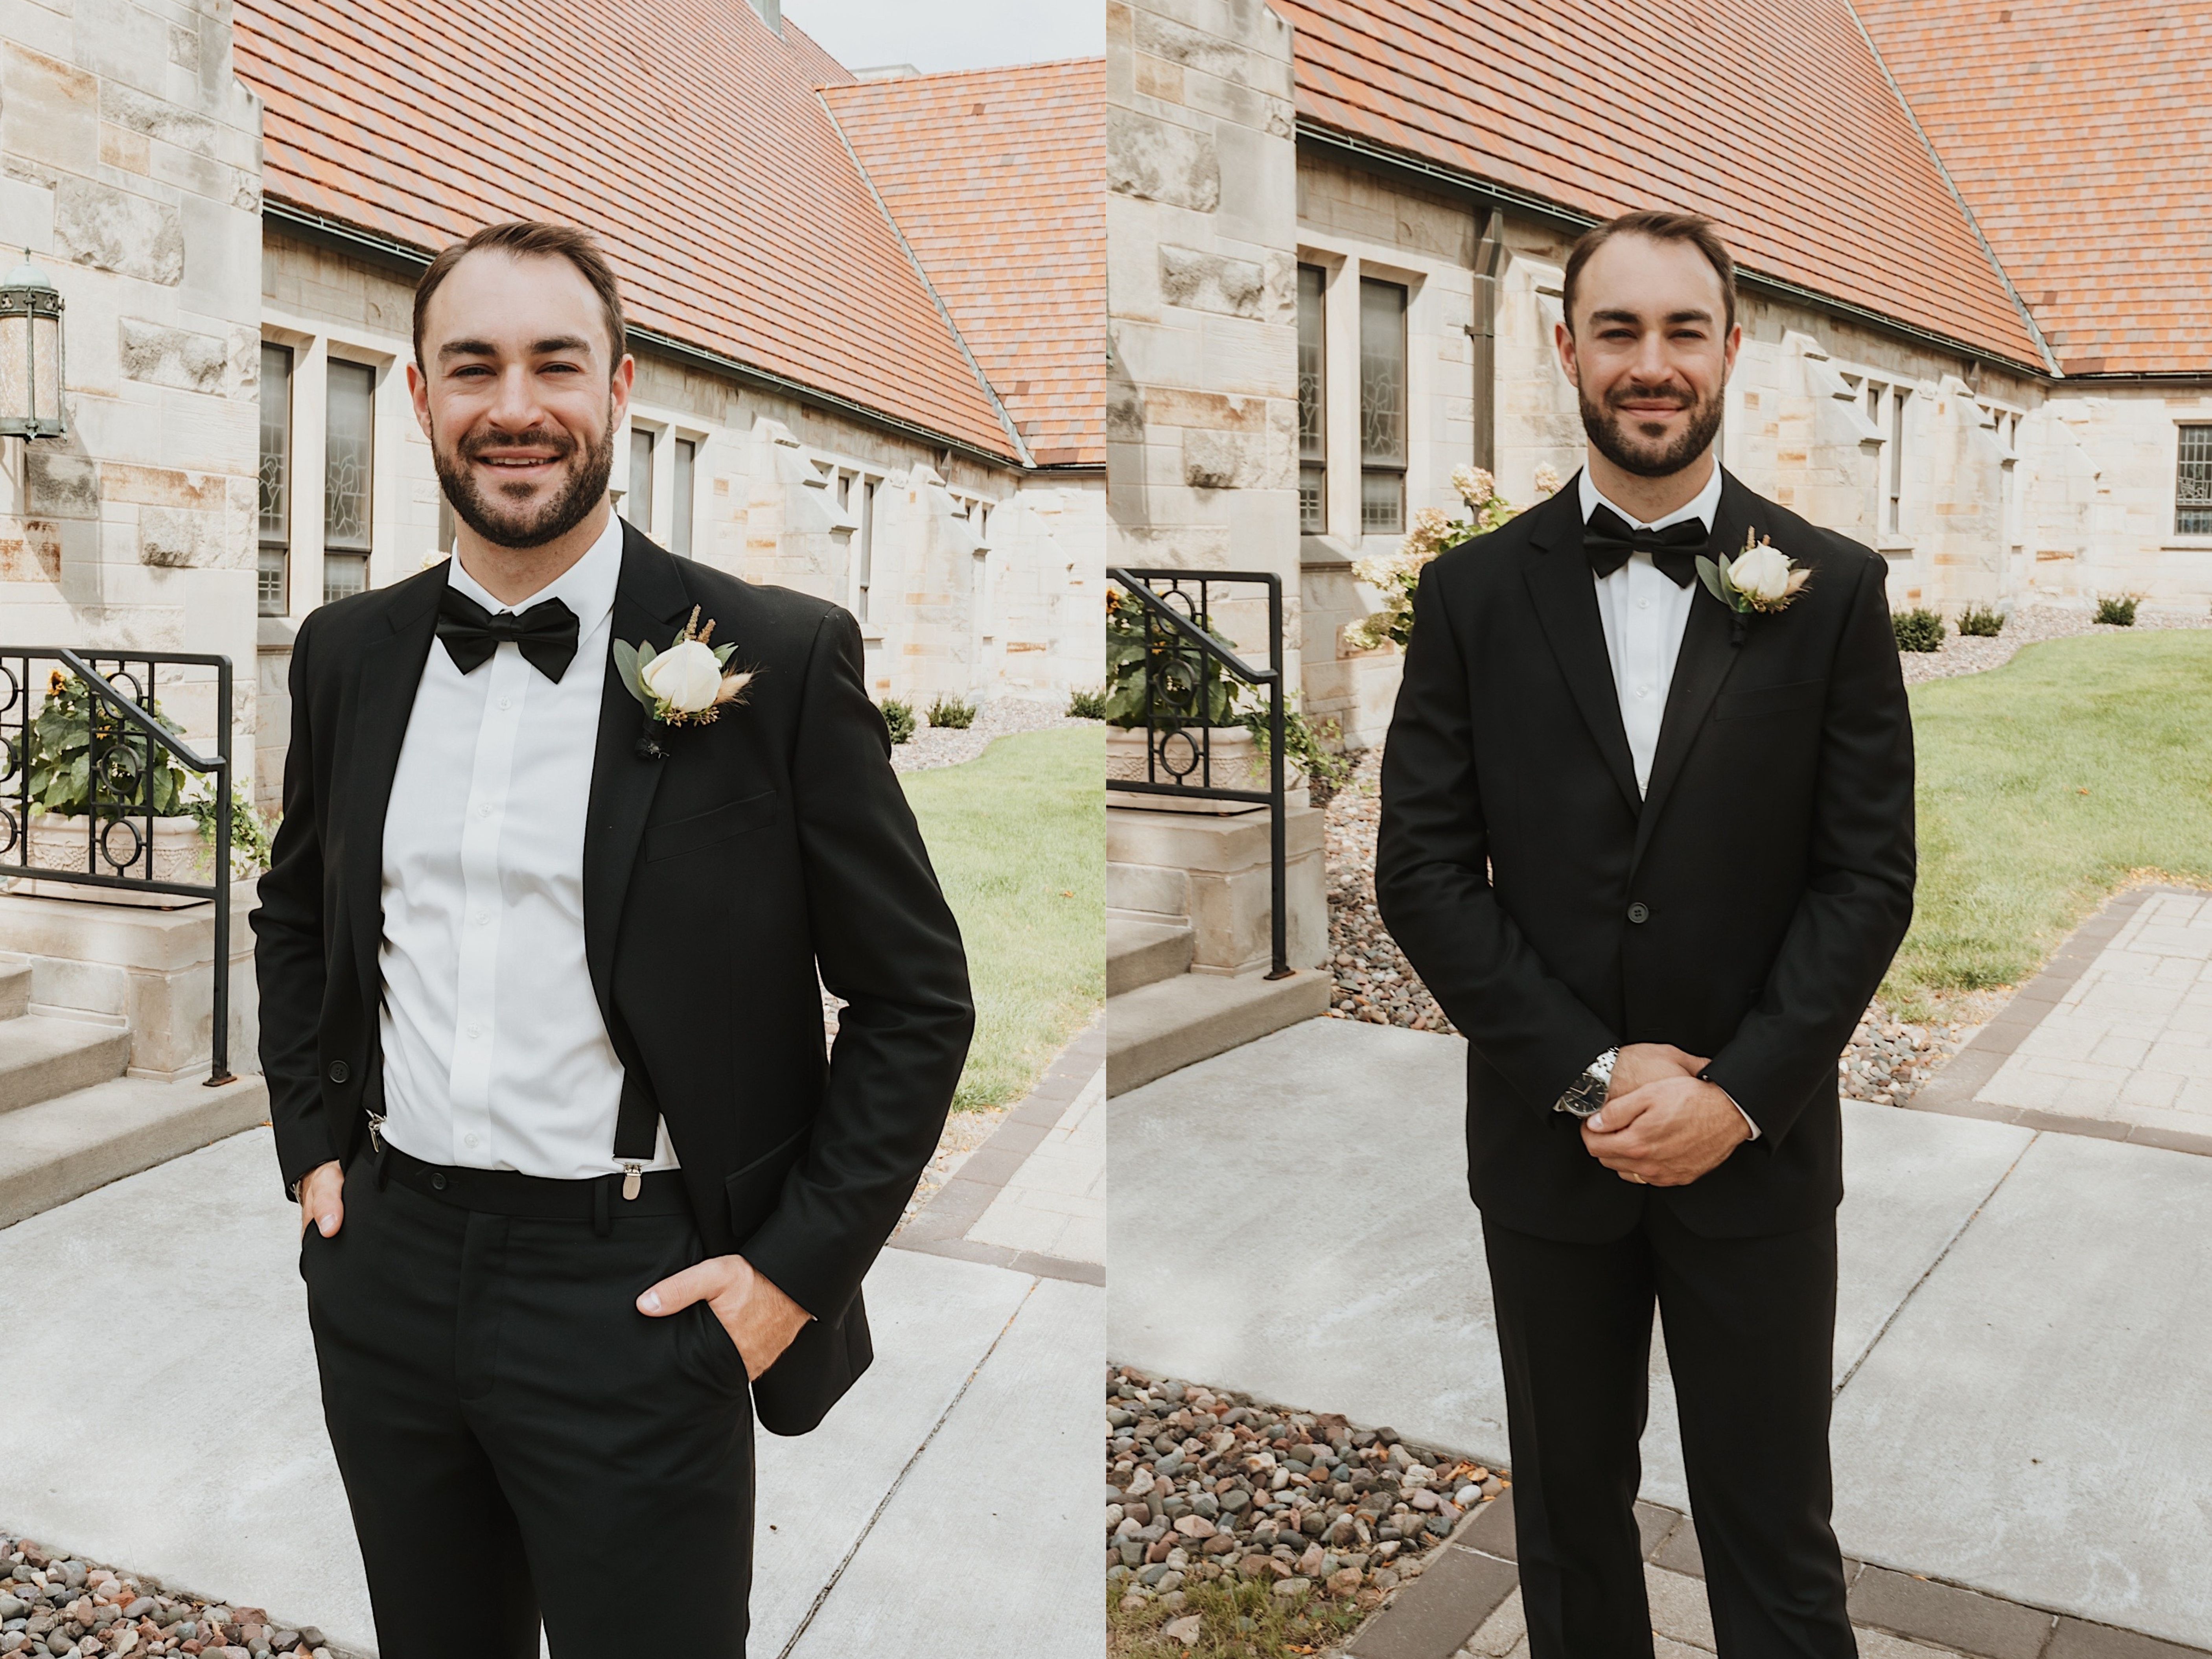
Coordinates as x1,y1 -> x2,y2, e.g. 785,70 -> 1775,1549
1626,902 -> 1650,924
431,1173 -> 448,1191
328,1060 -> 350,1083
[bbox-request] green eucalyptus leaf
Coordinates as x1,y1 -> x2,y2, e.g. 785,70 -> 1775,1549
713,642 -> 737,667
614,640 -> 650,706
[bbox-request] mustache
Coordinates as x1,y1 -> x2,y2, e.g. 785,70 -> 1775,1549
1606,385 -> 1694,411
461,428 -> 578,460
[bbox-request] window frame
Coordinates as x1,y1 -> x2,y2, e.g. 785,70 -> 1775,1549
1357,276 -> 1409,538
670,435 -> 697,557
2178,423 -> 2212,537
258,341 -> 294,618
1297,263 -> 1327,535
321,355 -> 377,605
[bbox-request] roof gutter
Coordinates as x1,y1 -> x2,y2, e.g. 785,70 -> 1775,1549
262,199 -> 1031,473
1295,122 -> 2055,383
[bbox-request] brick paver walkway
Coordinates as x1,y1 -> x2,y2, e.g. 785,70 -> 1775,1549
1910,885 -> 2212,1157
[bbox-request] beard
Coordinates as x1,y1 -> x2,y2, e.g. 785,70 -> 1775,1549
1579,377 -> 1726,480
432,407 -> 617,551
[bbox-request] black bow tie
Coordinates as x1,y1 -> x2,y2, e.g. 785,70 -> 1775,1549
1584,505 -> 1707,587
436,587 -> 581,682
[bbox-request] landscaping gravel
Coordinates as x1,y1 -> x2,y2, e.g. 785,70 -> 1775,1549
1105,1366 -> 1506,1618
1895,598 -> 2212,686
889,698 -> 1092,773
0,1536 -> 330,1659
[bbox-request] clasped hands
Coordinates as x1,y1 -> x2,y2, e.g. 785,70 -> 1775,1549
296,1162 -> 812,1379
1578,1043 -> 1751,1188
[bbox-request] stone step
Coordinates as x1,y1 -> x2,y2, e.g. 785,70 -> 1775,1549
1106,969 -> 1334,1096
0,1014 -> 133,1116
1107,917 -> 1195,998
0,959 -> 29,1022
0,1072 -> 271,1232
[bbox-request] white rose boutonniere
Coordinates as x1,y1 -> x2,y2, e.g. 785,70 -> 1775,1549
1697,529 -> 1811,618
615,606 -> 755,757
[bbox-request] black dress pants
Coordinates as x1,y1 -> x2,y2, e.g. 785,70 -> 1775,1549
1481,1202 -> 1853,1659
298,1148 -> 754,1658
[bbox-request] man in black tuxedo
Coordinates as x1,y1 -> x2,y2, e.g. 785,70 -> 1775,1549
1376,211 -> 1915,1655
252,221 -> 972,1657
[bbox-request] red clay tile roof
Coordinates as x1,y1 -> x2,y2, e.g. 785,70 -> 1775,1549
1855,0 -> 2209,377
1279,0 -> 2048,370
825,61 -> 1107,469
234,0 -> 1023,460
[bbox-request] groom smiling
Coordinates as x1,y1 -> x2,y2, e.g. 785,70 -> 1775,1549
1376,211 -> 1915,1655
252,221 -> 973,1656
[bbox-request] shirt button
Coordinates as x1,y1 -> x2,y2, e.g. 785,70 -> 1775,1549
464,1133 -> 479,1148
1639,599 -> 1650,611
466,1023 -> 482,1038
477,806 -> 492,819
1637,686 -> 1652,699
1627,902 -> 1651,924
472,913 -> 489,927
498,697 -> 512,711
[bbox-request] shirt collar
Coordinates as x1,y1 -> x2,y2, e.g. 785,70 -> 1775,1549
1577,459 -> 1724,535
446,510 -> 623,625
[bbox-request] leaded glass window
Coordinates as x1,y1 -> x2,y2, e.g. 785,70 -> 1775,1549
2179,425 -> 2212,535
672,437 -> 696,556
323,358 -> 374,603
258,343 -> 292,617
1297,264 -> 1326,534
626,428 -> 654,530
1359,278 -> 1407,535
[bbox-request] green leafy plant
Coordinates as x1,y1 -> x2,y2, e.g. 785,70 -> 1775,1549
1956,603 -> 2006,637
1104,588 -> 1245,730
880,696 -> 917,744
1345,464 -> 1562,652
15,670 -> 273,875
1893,607 -> 1946,652
926,695 -> 976,731
1065,685 -> 1108,721
2094,593 -> 2139,626
1243,703 -> 1353,799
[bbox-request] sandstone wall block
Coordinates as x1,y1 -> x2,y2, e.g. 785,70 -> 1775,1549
1160,245 -> 1266,317
1109,107 -> 1219,212
26,447 -> 99,517
55,179 -> 184,284
0,517 -> 64,583
118,317 -> 226,391
2,42 -> 98,177
101,81 -> 219,155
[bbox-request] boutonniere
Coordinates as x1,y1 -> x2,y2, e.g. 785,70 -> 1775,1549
615,607 -> 755,760
1697,530 -> 1810,644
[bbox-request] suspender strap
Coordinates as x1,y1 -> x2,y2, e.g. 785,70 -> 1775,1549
606,1005 -> 661,1192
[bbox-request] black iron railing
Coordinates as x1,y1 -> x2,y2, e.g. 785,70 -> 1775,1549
0,648 -> 236,1085
1106,569 -> 1290,980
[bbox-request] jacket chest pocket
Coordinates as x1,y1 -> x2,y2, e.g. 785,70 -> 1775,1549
1714,678 -> 1827,722
645,789 -> 779,862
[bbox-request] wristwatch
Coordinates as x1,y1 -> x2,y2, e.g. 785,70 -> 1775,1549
1553,1047 -> 1620,1120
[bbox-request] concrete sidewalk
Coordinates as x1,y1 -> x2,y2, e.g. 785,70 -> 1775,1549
0,1120 -> 1100,1659
1109,1017 -> 2212,1649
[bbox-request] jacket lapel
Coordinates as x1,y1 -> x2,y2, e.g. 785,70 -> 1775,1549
344,569 -> 445,1015
580,523 -> 694,1026
1522,479 -> 1641,816
1628,472 -> 1757,875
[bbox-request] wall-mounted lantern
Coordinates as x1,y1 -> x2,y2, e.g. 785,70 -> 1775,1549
0,251 -> 66,442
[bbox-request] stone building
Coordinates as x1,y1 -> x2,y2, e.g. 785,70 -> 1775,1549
2,0 -> 1106,805
0,0 -> 1102,1205
1109,0 -> 2212,752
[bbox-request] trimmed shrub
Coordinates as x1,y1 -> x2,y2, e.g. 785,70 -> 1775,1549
880,697 -> 917,744
2094,594 -> 2139,627
927,695 -> 976,730
1065,685 -> 1108,721
1956,603 -> 2006,637
1893,608 -> 1946,653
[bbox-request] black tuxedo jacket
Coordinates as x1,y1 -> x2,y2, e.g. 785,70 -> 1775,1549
1375,471 -> 1914,1242
252,520 -> 974,1432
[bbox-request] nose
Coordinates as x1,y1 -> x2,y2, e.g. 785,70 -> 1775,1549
485,362 -> 547,436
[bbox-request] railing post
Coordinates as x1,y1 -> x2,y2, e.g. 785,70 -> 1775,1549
1265,575 -> 1289,980
208,655 -> 234,1086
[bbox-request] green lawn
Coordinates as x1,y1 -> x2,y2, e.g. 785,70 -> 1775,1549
1888,631 -> 2212,1016
902,724 -> 1105,1112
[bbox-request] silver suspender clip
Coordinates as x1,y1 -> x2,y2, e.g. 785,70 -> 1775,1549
366,1110 -> 387,1153
621,1162 -> 642,1201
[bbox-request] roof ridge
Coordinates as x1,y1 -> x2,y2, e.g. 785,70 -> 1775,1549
814,87 -> 1037,468
1838,0 -> 2059,376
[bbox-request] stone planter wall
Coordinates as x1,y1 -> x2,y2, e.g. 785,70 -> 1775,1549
17,815 -> 215,908
1105,726 -> 1302,814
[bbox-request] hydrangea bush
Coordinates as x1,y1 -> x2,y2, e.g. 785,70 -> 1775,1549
1345,465 -> 1562,652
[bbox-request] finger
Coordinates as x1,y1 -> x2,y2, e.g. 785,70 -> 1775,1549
316,1191 -> 344,1237
1587,1086 -> 1658,1134
637,1259 -> 729,1317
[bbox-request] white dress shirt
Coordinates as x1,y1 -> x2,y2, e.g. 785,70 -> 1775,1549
1580,461 -> 1723,798
377,514 -> 680,1178
1577,460 -> 1759,1140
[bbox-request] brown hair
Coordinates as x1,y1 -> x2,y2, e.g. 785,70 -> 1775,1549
1561,210 -> 1737,337
412,221 -> 628,372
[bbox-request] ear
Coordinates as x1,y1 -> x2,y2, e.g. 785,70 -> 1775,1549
610,352 -> 637,430
1721,321 -> 1743,385
406,359 -> 435,443
1554,318 -> 1581,390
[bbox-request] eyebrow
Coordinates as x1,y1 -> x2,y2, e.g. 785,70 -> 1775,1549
437,335 -> 597,361
1589,307 -> 1715,327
